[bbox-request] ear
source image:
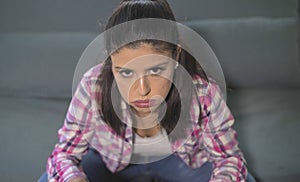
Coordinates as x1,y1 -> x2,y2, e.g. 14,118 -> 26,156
176,45 -> 182,62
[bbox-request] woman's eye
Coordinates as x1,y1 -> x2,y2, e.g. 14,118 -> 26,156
149,67 -> 163,75
120,70 -> 133,77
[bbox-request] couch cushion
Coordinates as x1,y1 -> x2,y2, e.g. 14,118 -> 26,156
227,88 -> 300,181
185,17 -> 300,88
170,0 -> 298,20
0,96 -> 70,181
0,33 -> 97,98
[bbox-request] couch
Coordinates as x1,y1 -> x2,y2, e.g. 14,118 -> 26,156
0,0 -> 299,181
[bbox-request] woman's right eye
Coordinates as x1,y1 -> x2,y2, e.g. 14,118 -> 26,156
119,70 -> 133,77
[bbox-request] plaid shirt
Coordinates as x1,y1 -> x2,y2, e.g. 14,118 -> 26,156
46,64 -> 248,182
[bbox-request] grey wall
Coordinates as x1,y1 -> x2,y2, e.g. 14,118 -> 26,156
1,0 -> 299,98
0,0 -> 298,32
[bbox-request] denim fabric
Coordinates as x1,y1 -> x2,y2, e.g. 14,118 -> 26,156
82,148 -> 213,182
38,148 -> 255,182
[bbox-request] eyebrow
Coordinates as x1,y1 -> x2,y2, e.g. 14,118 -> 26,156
114,62 -> 169,71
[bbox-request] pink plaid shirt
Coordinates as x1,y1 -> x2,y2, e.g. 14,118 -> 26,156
46,63 -> 248,182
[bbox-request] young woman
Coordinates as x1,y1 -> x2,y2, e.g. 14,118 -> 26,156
41,0 -> 254,182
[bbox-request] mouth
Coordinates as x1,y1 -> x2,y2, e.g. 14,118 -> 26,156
131,99 -> 156,108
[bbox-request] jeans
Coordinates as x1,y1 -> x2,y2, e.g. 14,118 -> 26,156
38,148 -> 255,182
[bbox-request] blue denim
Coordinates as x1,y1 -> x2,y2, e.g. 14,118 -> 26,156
38,148 -> 256,182
82,148 -> 213,182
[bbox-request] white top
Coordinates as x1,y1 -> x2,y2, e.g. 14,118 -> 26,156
130,128 -> 173,164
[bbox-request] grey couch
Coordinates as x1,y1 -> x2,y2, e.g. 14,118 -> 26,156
0,0 -> 299,181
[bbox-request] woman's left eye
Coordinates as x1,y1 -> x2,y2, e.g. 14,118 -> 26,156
149,67 -> 163,75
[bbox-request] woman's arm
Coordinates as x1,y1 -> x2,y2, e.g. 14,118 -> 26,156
200,80 -> 247,182
46,76 -> 93,182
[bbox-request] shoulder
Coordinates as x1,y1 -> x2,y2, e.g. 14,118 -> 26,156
192,74 -> 209,91
192,74 -> 221,97
72,63 -> 104,106
77,63 -> 104,92
82,63 -> 104,81
191,74 -> 226,116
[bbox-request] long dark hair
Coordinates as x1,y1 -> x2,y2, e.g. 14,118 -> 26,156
97,0 -> 208,138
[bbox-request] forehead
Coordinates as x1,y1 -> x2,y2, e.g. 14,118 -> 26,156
111,44 -> 173,66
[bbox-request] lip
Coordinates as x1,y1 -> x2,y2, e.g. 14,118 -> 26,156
132,99 -> 156,108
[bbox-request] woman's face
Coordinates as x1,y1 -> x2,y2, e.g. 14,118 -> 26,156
111,44 -> 177,117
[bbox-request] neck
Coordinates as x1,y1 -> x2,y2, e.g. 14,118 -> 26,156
134,124 -> 161,137
131,110 -> 162,137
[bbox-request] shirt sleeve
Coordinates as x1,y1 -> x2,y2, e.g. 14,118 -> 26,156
200,80 -> 248,182
46,76 -> 93,182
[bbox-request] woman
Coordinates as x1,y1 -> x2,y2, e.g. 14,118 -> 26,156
41,0 -> 253,181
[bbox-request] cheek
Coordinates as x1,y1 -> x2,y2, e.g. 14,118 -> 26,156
113,71 -> 131,102
115,79 -> 131,102
152,78 -> 172,97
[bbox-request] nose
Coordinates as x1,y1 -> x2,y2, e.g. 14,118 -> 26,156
136,76 -> 151,96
